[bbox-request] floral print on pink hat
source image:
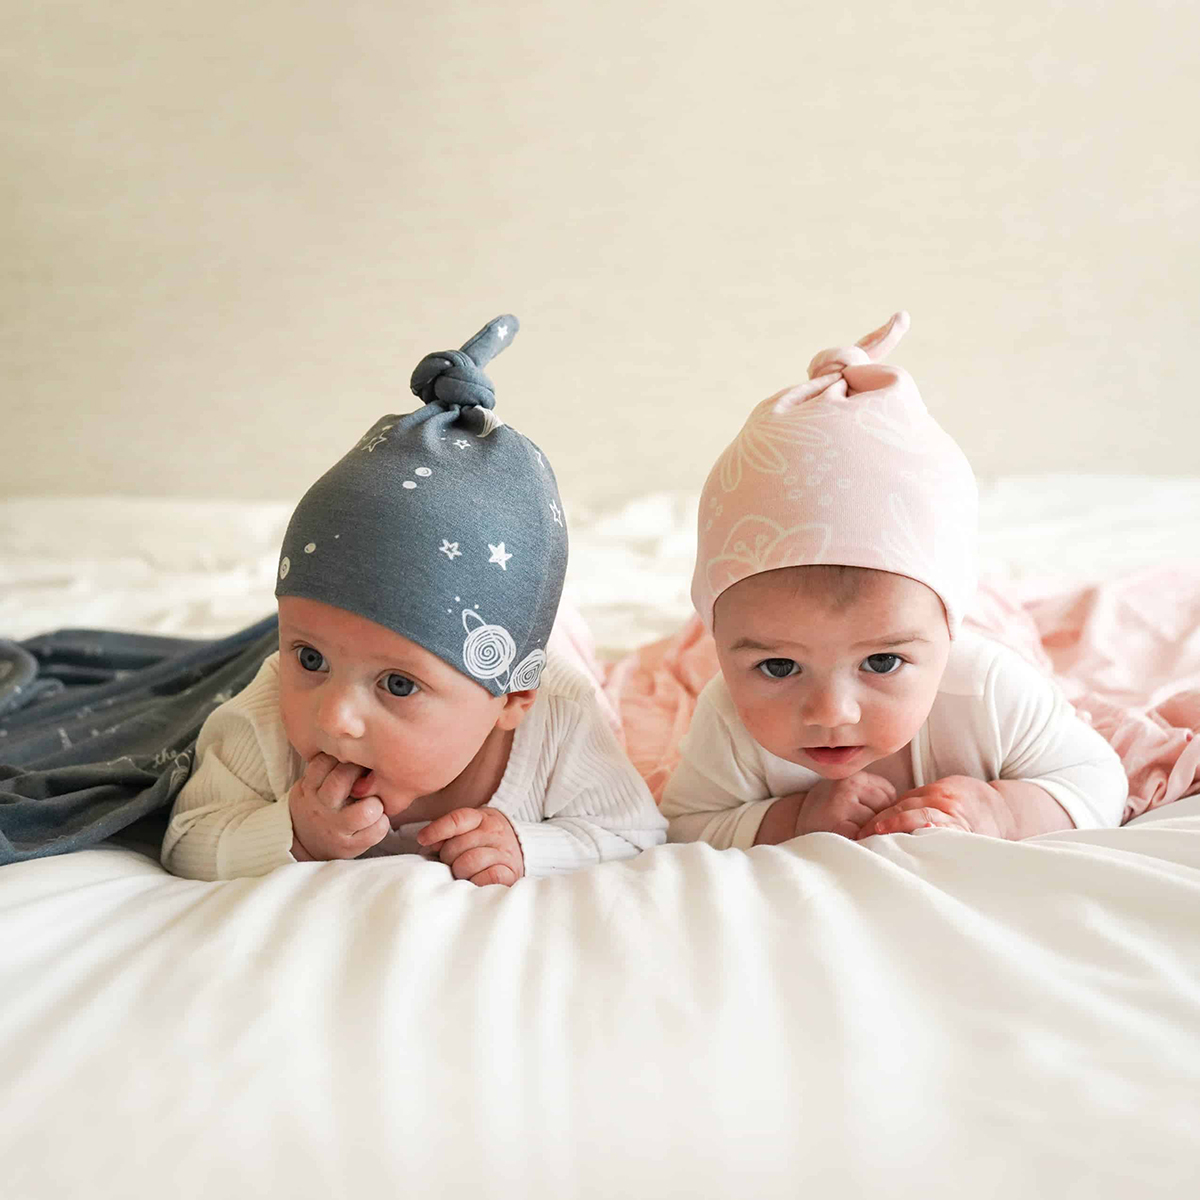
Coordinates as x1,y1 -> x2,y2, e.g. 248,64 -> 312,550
692,312 -> 978,636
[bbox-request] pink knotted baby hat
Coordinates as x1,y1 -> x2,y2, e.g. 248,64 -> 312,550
692,312 -> 978,635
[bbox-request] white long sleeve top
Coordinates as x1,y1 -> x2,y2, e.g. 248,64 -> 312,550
161,650 -> 666,881
661,631 -> 1129,849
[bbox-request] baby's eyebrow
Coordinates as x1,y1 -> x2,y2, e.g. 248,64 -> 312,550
728,631 -> 931,653
281,624 -> 319,643
851,631 -> 930,649
729,637 -> 781,653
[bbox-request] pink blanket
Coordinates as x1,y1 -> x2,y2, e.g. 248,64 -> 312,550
596,568 -> 1200,824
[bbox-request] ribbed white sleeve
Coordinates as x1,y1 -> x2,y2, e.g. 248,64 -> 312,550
160,655 -> 298,881
487,656 -> 667,876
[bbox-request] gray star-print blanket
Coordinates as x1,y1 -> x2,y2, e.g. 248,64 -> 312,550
0,617 -> 278,865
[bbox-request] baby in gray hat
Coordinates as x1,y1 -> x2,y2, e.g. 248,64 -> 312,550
161,316 -> 666,885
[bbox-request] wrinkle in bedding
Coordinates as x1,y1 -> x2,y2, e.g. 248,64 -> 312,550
2,809 -> 1199,1197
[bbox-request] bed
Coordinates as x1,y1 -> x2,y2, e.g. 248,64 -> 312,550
3,478 -> 1200,1199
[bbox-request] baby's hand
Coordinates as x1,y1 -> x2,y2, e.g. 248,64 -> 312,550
854,775 -> 1011,840
416,807 -> 524,887
794,772 -> 898,839
288,753 -> 392,862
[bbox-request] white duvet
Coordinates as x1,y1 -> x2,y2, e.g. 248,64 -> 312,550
3,800 -> 1198,1198
3,480 -> 1200,1199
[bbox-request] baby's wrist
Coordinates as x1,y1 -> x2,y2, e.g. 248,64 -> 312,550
753,793 -> 805,845
290,834 -> 316,862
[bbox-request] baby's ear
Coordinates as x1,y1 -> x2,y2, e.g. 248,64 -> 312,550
495,688 -> 538,730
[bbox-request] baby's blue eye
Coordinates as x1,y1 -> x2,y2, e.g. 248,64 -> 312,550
297,646 -> 326,672
862,653 -> 902,675
383,673 -> 418,698
757,658 -> 800,680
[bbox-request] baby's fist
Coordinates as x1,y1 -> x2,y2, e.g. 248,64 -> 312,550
417,806 -> 524,887
288,753 -> 391,862
795,772 -> 897,839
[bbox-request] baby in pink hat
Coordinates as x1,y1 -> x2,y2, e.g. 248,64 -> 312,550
661,313 -> 1128,847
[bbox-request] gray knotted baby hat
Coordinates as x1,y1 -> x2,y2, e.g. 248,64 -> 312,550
275,315 -> 568,695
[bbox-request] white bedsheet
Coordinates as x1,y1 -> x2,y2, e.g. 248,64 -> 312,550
3,479 -> 1200,1198
2,800 -> 1198,1198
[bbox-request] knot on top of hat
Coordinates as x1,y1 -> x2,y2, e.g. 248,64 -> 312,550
411,349 -> 498,410
807,310 -> 909,380
409,313 -> 519,412
806,342 -> 873,381
772,310 -> 911,413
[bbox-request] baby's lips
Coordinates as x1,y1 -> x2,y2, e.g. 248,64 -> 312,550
347,765 -> 375,799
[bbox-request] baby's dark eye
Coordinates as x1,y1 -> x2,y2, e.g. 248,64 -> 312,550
757,658 -> 800,680
862,653 -> 902,675
296,646 -> 326,673
383,673 -> 419,698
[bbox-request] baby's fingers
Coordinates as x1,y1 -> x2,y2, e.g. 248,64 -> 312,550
856,775 -> 898,811
449,846 -> 512,882
345,812 -> 392,853
418,807 -> 484,847
856,802 -> 902,839
830,818 -> 865,840
469,863 -> 519,888
857,805 -> 946,839
314,759 -> 366,809
854,792 -> 928,838
336,796 -> 385,833
301,753 -> 341,789
434,827 -> 496,866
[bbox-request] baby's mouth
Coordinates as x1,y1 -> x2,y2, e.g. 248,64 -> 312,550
804,746 -> 864,765
348,766 -> 377,799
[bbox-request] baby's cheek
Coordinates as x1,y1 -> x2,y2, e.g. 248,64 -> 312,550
873,696 -> 931,751
738,698 -> 797,756
278,698 -> 315,760
388,732 -> 472,791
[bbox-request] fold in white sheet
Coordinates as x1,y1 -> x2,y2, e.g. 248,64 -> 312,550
1,800 -> 1198,1198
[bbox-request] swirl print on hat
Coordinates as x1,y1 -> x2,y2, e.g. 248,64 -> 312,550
458,609 -> 547,692
508,648 -> 547,691
461,609 -> 517,683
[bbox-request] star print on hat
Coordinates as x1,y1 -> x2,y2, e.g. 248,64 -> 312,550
275,315 -> 568,694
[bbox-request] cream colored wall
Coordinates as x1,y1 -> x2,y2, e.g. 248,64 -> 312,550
3,2 -> 1197,514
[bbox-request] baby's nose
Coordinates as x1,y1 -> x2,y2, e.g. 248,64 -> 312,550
802,683 -> 860,729
317,687 -> 366,740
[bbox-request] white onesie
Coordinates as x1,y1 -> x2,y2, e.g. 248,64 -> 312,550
162,650 -> 666,881
661,631 -> 1129,848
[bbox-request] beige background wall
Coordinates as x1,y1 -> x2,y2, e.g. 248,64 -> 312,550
3,1 -> 1197,514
